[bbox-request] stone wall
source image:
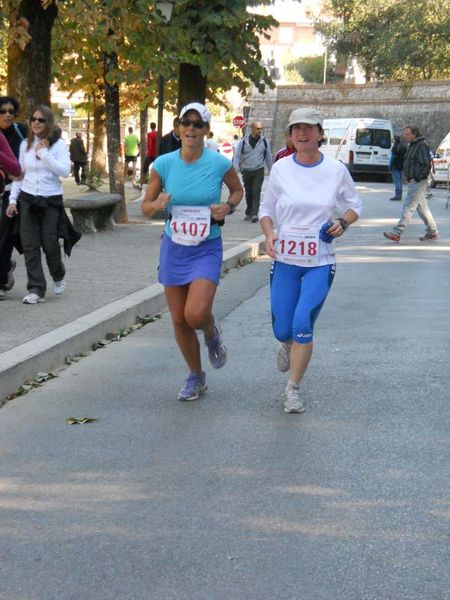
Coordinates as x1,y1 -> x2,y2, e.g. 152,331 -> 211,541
249,80 -> 450,155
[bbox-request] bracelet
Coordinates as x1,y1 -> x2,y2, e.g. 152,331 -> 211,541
337,217 -> 349,231
226,200 -> 236,214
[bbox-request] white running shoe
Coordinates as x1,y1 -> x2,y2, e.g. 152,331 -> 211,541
284,381 -> 305,414
277,342 -> 292,372
54,279 -> 66,295
23,293 -> 45,304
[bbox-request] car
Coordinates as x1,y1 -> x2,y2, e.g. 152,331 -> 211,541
429,132 -> 450,187
321,117 -> 393,181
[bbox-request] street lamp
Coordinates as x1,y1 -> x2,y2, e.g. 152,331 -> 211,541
156,0 -> 176,155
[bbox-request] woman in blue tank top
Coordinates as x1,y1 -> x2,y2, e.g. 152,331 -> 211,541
142,103 -> 243,402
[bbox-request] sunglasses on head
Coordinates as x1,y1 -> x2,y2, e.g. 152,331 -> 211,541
0,109 -> 15,115
180,117 -> 206,129
30,117 -> 46,123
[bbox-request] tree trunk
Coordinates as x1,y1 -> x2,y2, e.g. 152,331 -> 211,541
91,92 -> 107,176
103,51 -> 127,223
178,63 -> 207,112
139,108 -> 148,160
7,0 -> 58,120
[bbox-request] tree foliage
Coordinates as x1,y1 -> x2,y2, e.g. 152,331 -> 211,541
169,0 -> 277,101
315,0 -> 450,81
285,55 -> 333,84
51,0 -> 278,110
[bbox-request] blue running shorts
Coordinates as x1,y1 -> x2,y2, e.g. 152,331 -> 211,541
158,233 -> 223,286
270,261 -> 336,344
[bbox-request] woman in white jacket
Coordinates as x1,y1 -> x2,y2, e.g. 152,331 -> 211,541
7,105 -> 71,304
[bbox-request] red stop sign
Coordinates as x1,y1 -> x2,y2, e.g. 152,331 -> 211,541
232,115 -> 246,129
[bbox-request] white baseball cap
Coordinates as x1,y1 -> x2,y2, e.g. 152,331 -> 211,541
179,102 -> 211,124
287,107 -> 323,128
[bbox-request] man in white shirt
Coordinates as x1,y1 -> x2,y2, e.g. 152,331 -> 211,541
205,131 -> 220,153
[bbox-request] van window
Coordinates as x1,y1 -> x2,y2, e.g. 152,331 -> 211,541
373,129 -> 391,149
329,128 -> 347,145
356,128 -> 391,148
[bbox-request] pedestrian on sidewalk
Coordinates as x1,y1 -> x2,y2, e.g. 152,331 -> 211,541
140,121 -> 157,186
0,130 -> 21,301
141,102 -> 243,401
205,131 -> 220,153
158,117 -> 182,156
233,120 -> 272,223
123,126 -> 140,187
69,131 -> 87,185
259,107 -> 362,414
384,125 -> 438,242
389,134 -> 407,201
7,105 -> 76,305
0,96 -> 27,301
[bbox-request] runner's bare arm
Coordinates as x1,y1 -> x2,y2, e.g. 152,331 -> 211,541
210,166 -> 243,221
141,168 -> 171,216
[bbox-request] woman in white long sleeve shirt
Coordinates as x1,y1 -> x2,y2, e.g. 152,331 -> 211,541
259,107 -> 362,414
7,105 -> 71,304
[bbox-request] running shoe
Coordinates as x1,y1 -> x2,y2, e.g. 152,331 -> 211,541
277,342 -> 292,372
23,293 -> 45,304
383,231 -> 401,242
205,323 -> 227,369
53,279 -> 66,295
177,372 -> 207,401
284,381 -> 305,414
419,232 -> 440,241
5,259 -> 16,291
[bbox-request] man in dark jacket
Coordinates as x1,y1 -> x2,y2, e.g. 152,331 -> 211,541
384,125 -> 439,242
0,96 -> 27,299
389,134 -> 407,201
69,132 -> 87,185
158,117 -> 181,156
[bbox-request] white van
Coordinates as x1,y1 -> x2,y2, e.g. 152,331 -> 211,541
321,118 -> 393,179
429,131 -> 450,187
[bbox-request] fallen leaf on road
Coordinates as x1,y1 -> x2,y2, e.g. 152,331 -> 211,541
65,417 -> 99,425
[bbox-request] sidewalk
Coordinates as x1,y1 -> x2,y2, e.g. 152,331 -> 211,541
0,177 -> 265,400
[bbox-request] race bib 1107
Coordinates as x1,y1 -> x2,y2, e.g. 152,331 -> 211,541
170,206 -> 211,246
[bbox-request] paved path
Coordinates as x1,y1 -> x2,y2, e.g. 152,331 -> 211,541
0,183 -> 449,598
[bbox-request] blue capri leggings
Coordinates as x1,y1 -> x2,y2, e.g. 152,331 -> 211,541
270,261 -> 336,344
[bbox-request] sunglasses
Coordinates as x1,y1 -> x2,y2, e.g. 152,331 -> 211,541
180,117 -> 206,129
30,117 -> 46,123
0,109 -> 15,115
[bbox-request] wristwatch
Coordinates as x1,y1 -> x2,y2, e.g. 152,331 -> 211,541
226,200 -> 236,214
337,217 -> 349,231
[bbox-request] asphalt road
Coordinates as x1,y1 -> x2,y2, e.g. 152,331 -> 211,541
1,184 -> 449,600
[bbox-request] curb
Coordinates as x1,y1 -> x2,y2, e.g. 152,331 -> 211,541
0,235 -> 265,401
